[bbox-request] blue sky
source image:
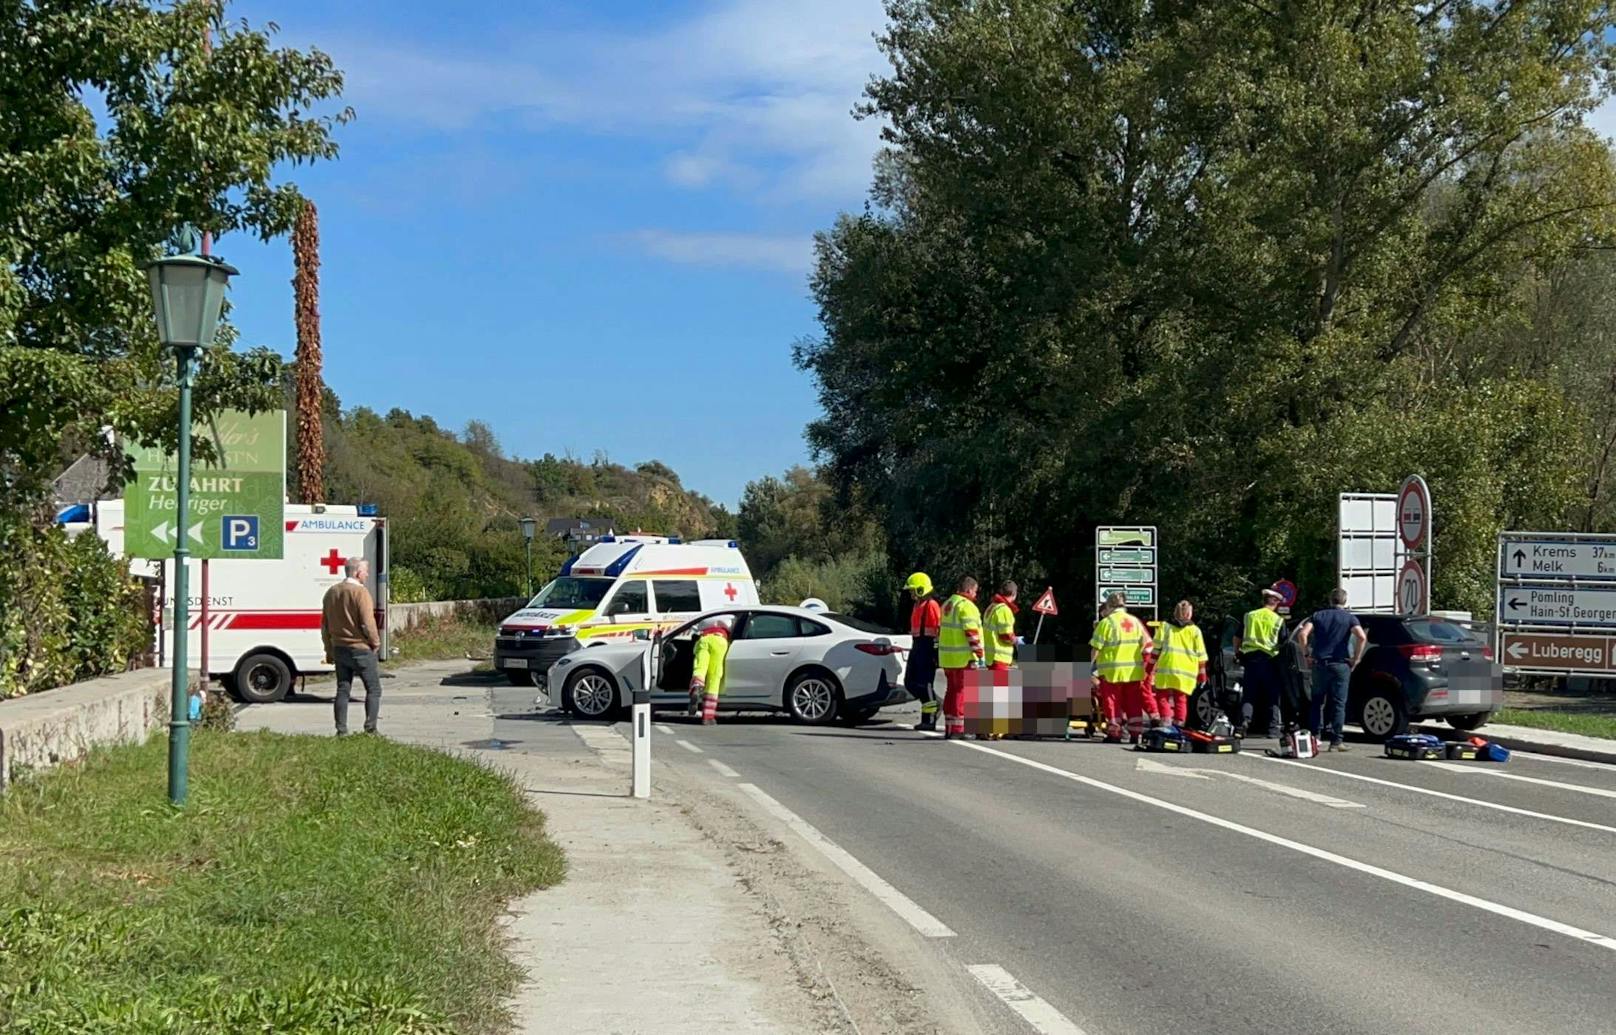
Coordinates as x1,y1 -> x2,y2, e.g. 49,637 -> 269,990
218,0 -> 892,507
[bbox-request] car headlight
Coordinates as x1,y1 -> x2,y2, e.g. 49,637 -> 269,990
546,625 -> 573,638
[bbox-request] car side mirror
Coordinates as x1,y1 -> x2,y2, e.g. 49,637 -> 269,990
632,629 -> 650,641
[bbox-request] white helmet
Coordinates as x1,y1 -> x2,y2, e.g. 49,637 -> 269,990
799,597 -> 828,613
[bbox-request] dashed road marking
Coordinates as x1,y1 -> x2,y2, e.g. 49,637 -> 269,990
656,723 -> 676,735
952,739 -> 1616,954
738,783 -> 955,938
968,965 -> 1088,1035
676,739 -> 704,754
1426,761 -> 1616,800
707,758 -> 739,778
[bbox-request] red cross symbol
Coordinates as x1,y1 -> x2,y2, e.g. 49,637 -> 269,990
724,582 -> 738,601
320,548 -> 345,575
1120,617 -> 1135,633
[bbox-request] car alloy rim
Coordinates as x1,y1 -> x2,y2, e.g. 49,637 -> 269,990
794,678 -> 834,721
1364,696 -> 1395,736
575,674 -> 614,716
1195,692 -> 1216,726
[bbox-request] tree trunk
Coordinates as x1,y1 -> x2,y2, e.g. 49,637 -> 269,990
292,199 -> 325,504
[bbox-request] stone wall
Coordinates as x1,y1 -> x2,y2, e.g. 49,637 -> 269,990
388,597 -> 524,635
0,668 -> 172,790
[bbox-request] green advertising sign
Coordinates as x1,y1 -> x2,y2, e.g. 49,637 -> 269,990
124,409 -> 286,560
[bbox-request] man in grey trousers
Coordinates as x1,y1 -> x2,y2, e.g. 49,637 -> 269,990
321,556 -> 383,735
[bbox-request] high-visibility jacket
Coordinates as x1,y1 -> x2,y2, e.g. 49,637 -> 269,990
1153,620 -> 1207,693
691,630 -> 729,696
910,596 -> 941,639
1090,608 -> 1151,682
1241,607 -> 1283,657
939,593 -> 983,669
983,596 -> 1018,667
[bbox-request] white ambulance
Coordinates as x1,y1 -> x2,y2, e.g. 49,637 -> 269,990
494,535 -> 757,690
93,500 -> 388,703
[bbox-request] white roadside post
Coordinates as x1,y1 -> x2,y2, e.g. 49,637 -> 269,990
632,633 -> 655,799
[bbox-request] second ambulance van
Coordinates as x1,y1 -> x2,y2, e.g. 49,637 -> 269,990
493,535 -> 758,686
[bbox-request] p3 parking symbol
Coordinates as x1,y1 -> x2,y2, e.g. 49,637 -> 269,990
223,515 -> 259,551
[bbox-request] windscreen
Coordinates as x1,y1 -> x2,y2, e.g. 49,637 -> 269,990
1403,618 -> 1485,645
526,577 -> 613,610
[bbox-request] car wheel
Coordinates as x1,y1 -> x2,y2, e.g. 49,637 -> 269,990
235,652 -> 292,704
1447,712 -> 1491,732
786,669 -> 842,726
1358,689 -> 1408,740
1190,685 -> 1218,731
562,667 -> 619,720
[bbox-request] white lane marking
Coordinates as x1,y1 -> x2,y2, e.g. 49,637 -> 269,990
967,964 -> 1088,1035
950,740 -> 1616,953
1511,750 -> 1616,772
1425,761 -> 1616,800
1135,756 -> 1363,808
1255,755 -> 1616,836
707,758 -> 739,778
676,739 -> 704,754
738,782 -> 956,938
656,723 -> 676,735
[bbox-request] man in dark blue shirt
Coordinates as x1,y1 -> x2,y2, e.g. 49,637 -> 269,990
1298,588 -> 1369,750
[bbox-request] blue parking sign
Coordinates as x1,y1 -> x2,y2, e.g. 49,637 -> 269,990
222,515 -> 259,551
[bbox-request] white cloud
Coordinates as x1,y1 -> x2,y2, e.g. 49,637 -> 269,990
325,0 -> 889,203
1587,95 -> 1616,141
626,230 -> 811,274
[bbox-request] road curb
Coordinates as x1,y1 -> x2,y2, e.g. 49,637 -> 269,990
1413,722 -> 1616,766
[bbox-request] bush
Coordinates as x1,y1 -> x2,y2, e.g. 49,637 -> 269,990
0,520 -> 150,698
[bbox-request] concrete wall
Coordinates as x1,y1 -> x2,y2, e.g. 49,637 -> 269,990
0,668 -> 171,790
388,597 -> 524,635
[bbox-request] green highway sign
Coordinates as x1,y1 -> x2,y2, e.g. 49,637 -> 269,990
1097,586 -> 1156,606
1099,547 -> 1154,565
1097,527 -> 1154,548
124,409 -> 286,560
1098,566 -> 1154,584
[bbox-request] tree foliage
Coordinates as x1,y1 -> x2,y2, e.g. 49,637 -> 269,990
799,0 -> 1616,637
292,198 -> 325,504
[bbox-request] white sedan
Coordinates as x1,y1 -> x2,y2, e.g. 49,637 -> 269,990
543,606 -> 912,724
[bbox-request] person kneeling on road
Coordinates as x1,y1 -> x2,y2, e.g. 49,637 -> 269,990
689,615 -> 733,727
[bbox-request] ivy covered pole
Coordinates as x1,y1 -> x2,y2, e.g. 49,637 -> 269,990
144,252 -> 237,806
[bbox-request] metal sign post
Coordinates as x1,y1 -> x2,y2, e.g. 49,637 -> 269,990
1496,531 -> 1616,677
1095,526 -> 1158,619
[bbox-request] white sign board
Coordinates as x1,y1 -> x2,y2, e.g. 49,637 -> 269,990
1498,585 -> 1616,627
1500,539 -> 1616,580
1338,494 -> 1405,613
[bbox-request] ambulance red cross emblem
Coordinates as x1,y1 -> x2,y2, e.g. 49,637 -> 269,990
724,582 -> 738,601
320,548 -> 345,575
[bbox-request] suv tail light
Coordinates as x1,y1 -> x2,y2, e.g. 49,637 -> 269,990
856,642 -> 903,656
1399,644 -> 1443,663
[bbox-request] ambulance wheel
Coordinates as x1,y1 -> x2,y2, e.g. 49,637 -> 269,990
235,653 -> 292,704
561,667 -> 619,720
1357,688 -> 1408,740
786,669 -> 842,725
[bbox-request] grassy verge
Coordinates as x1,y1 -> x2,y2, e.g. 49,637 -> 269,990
392,614 -> 498,668
1495,707 -> 1616,741
0,731 -> 564,1034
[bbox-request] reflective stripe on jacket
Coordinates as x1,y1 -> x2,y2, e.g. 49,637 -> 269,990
1153,621 -> 1207,693
1090,609 -> 1150,682
1241,608 -> 1283,657
983,599 -> 1017,668
910,597 -> 941,639
939,593 -> 983,669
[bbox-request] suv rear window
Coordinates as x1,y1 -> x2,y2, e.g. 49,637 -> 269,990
1403,618 -> 1484,645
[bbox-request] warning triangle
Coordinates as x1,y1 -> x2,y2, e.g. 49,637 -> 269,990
1032,586 -> 1058,615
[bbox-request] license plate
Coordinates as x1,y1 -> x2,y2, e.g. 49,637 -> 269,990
500,659 -> 524,670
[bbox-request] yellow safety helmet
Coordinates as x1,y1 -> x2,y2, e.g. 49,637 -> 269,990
904,572 -> 933,596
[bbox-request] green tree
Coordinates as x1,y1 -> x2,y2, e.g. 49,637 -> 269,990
800,0 -> 1616,632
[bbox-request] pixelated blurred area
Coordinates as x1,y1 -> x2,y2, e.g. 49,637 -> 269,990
961,658 -> 1085,737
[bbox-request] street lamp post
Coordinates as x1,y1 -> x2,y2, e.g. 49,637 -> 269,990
144,252 -> 238,807
519,516 -> 537,598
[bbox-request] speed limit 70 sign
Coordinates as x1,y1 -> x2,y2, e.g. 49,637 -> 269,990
1397,560 -> 1427,616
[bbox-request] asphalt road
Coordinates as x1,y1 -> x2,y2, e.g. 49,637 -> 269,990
493,687 -> 1616,1035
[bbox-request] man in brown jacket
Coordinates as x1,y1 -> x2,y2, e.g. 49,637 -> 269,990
322,556 -> 383,735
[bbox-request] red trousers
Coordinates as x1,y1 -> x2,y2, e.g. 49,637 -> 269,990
1157,689 -> 1189,725
943,667 -> 968,734
989,662 -> 1012,671
1126,681 -> 1159,737
1094,680 -> 1127,739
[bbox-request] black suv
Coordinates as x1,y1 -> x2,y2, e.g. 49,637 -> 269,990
1196,613 -> 1501,739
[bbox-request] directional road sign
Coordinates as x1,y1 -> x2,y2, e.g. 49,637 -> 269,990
1095,525 -> 1158,618
1096,586 -> 1156,608
1097,566 -> 1154,585
1097,527 -> 1155,549
1499,632 -> 1616,675
1098,547 -> 1154,566
124,409 -> 286,560
1498,585 -> 1616,627
1500,535 -> 1616,580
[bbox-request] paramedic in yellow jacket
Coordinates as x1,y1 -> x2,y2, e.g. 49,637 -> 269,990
1153,601 -> 1208,727
690,615 -> 733,726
